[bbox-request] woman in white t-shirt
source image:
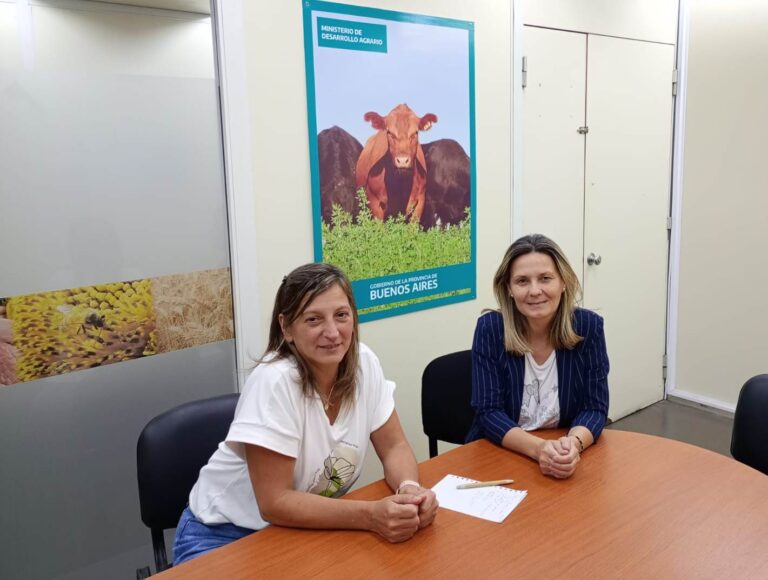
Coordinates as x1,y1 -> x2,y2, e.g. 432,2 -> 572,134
173,263 -> 438,565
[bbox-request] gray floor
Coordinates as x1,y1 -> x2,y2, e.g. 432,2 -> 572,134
606,397 -> 734,457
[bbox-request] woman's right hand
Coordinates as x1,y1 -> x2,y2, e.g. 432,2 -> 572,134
369,495 -> 421,543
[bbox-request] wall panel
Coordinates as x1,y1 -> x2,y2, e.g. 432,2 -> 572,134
0,3 -> 236,578
674,0 -> 768,407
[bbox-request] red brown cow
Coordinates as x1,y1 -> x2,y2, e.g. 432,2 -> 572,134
355,104 -> 437,223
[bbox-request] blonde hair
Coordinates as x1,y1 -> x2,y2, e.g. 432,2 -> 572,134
492,234 -> 582,355
262,263 -> 359,411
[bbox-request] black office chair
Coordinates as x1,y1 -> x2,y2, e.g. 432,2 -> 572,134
135,393 -> 239,578
421,350 -> 475,458
731,374 -> 768,476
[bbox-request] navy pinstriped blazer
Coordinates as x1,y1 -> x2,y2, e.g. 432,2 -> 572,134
466,308 -> 610,445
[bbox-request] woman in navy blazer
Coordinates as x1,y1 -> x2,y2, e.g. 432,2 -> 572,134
466,234 -> 609,478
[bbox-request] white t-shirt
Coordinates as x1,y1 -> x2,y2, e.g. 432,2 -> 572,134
519,351 -> 560,431
189,342 -> 395,530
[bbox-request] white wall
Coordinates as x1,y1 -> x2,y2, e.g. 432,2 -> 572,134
232,0 -> 512,484
671,0 -> 768,409
522,0 -> 678,43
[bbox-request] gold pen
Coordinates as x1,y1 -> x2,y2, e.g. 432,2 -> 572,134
456,478 -> 515,490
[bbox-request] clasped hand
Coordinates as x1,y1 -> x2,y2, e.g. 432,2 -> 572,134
538,436 -> 580,479
371,486 -> 438,543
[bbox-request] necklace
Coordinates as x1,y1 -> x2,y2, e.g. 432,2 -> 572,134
319,383 -> 336,411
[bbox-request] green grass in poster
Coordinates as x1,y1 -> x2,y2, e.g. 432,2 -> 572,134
322,190 -> 471,280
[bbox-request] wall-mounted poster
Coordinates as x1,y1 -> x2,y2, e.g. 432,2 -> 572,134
302,0 -> 476,322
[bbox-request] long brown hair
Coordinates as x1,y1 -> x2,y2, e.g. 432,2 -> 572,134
262,263 -> 359,410
492,234 -> 582,355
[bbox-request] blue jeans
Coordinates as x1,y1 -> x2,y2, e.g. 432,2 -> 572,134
173,506 -> 255,566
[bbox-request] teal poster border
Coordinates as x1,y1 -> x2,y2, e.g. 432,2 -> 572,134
302,0 -> 476,323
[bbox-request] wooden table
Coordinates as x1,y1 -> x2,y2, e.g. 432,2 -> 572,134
159,430 -> 768,579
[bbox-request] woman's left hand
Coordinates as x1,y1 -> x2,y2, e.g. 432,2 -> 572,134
399,484 -> 439,528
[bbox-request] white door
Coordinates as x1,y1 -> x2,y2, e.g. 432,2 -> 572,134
583,35 -> 675,418
522,28 -> 675,420
521,26 -> 587,277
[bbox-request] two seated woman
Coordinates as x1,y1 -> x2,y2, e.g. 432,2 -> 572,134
174,233 -> 609,564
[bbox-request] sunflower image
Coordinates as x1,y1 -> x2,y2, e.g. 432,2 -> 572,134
5,280 -> 157,382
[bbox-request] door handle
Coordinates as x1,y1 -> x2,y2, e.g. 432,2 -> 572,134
587,252 -> 602,266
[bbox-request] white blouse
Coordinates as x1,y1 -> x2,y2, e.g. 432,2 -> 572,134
518,351 -> 560,431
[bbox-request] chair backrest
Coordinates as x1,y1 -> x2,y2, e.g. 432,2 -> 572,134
136,392 -> 239,572
731,374 -> 768,476
421,350 -> 475,458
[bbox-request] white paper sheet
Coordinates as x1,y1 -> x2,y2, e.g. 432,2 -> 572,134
431,474 -> 527,523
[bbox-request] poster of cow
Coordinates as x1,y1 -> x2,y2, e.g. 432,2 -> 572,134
302,0 -> 476,322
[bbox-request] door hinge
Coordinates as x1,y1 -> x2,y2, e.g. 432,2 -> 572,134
662,354 -> 668,380
666,216 -> 672,230
672,68 -> 678,96
577,126 -> 589,134
522,56 -> 528,89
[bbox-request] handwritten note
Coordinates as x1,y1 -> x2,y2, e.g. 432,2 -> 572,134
431,474 -> 527,523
